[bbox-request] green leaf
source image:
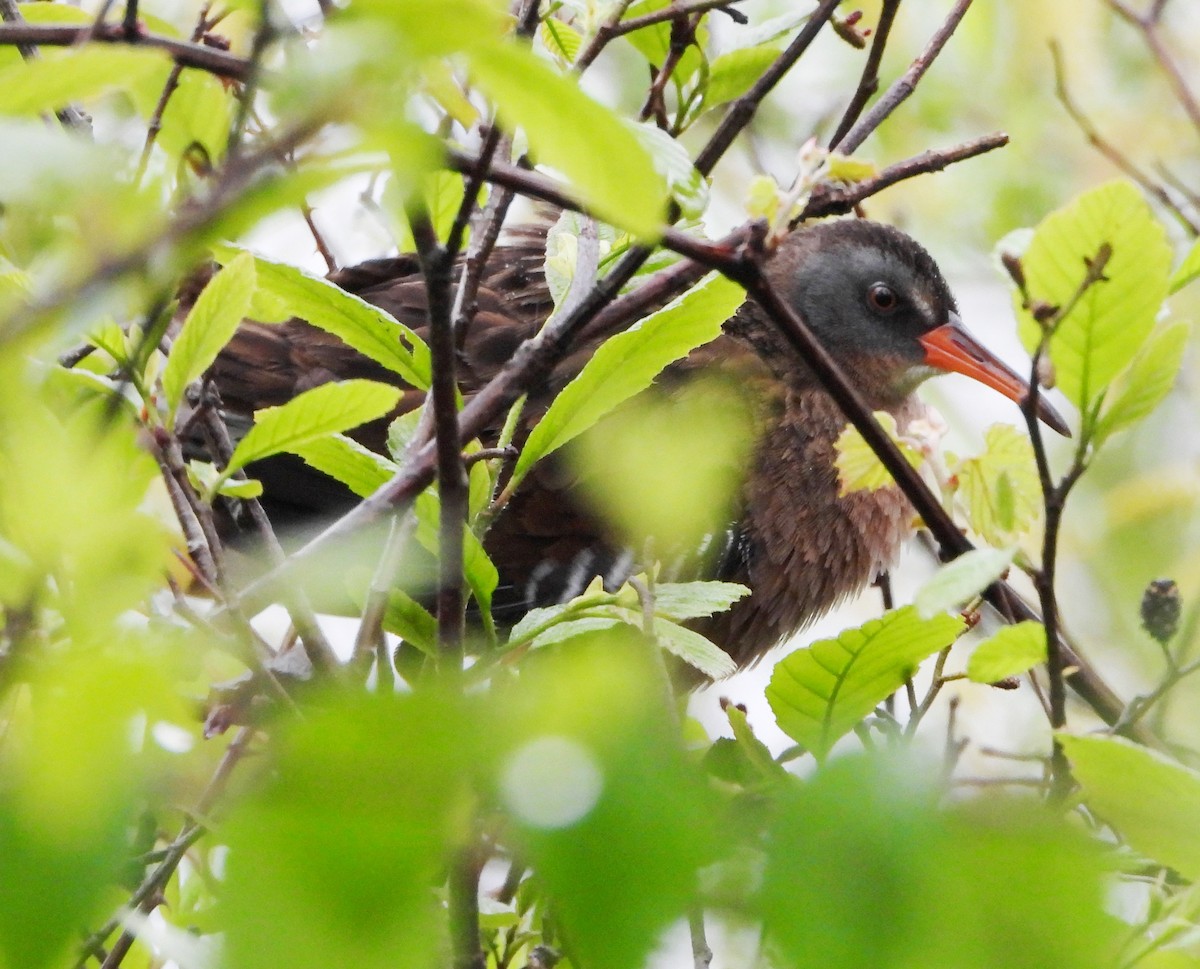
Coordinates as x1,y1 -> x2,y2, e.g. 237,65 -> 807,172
914,546 -> 1016,619
290,433 -> 398,498
162,252 -> 257,413
468,43 -> 668,238
951,423 -> 1042,545
227,380 -> 402,477
766,607 -> 965,761
541,17 -> 583,62
381,589 -> 438,656
627,122 -> 709,219
650,616 -> 736,679
224,250 -> 432,388
155,70 -> 234,167
1017,180 -> 1173,410
967,621 -> 1046,683
1094,321 -> 1191,446
1059,735 -> 1200,880
762,755 -> 1118,969
1169,239 -> 1200,295
0,47 -> 167,115
514,274 -> 744,483
652,581 -> 750,621
413,492 -> 499,620
389,171 -> 468,252
833,412 -> 924,494
703,45 -> 780,110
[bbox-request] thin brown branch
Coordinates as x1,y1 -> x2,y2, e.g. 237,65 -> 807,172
610,0 -> 745,39
351,511 -> 417,671
828,0 -> 903,150
1107,0 -> 1200,133
0,0 -> 91,129
81,728 -> 257,969
0,20 -> 253,80
1051,41 -> 1200,234
693,0 -> 841,174
573,0 -> 636,73
836,0 -> 975,155
412,213 -> 469,676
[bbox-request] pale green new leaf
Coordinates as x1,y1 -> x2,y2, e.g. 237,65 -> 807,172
0,47 -> 166,115
1094,321 -> 1191,446
162,252 -> 257,412
967,621 -> 1046,683
767,607 -> 965,760
952,423 -> 1042,545
914,546 -> 1015,619
541,18 -> 583,62
1017,180 -> 1172,410
227,250 -> 431,388
382,589 -> 438,656
1060,734 -> 1200,880
227,380 -> 402,476
290,433 -> 398,498
652,581 -> 750,621
627,122 -> 709,219
703,45 -> 780,110
513,274 -> 744,484
468,43 -> 667,238
833,412 -> 924,494
529,616 -> 624,650
413,492 -> 499,619
1169,239 -> 1200,295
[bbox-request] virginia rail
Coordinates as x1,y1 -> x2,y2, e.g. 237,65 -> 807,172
206,218 -> 1067,670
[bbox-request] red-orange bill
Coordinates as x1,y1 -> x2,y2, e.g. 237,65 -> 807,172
919,316 -> 1071,437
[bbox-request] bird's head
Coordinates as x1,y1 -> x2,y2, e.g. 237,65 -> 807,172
752,219 -> 1069,434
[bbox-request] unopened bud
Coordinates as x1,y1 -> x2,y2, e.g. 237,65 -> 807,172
1141,578 -> 1181,647
1036,355 -> 1056,390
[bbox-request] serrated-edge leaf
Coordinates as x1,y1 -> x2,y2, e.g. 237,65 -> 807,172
650,617 -> 736,679
222,249 -> 432,388
1094,321 -> 1191,445
652,581 -> 750,621
290,433 -> 398,498
1169,239 -> 1200,295
766,607 -> 964,760
914,546 -> 1016,618
0,46 -> 167,115
382,588 -> 438,655
952,423 -> 1042,545
227,380 -> 402,475
163,253 -> 257,412
468,42 -> 667,237
966,621 -> 1046,683
514,274 -> 744,481
833,412 -> 924,494
1018,180 -> 1173,409
1060,734 -> 1200,880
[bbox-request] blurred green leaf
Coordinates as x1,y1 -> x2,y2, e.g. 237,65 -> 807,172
468,43 -> 668,237
762,755 -> 1118,969
222,249 -> 432,388
967,621 -> 1046,683
627,122 -> 709,219
1094,321 -> 1190,446
1060,735 -> 1200,880
488,631 -> 719,969
154,70 -> 235,167
389,170 -> 468,252
914,545 -> 1015,618
223,691 -> 476,969
381,588 -> 438,655
227,379 -> 402,477
515,274 -> 743,484
413,491 -> 499,621
767,607 -> 964,760
162,252 -> 257,413
291,432 -> 398,498
1017,180 -> 1172,411
0,47 -> 166,116
1169,239 -> 1200,295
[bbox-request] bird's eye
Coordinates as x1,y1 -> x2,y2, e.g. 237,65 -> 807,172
866,282 -> 898,314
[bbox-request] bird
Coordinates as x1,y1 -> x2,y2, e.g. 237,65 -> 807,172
202,217 -> 1067,672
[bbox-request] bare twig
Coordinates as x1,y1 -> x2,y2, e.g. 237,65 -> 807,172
1107,0 -> 1200,134
828,0 -> 903,150
836,0 -> 975,155
573,0 -> 636,73
351,511 -> 418,671
0,0 -> 91,129
1051,42 -> 1200,234
0,21 -> 253,80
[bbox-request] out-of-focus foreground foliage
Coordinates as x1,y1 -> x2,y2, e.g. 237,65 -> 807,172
1,2 -> 1200,969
